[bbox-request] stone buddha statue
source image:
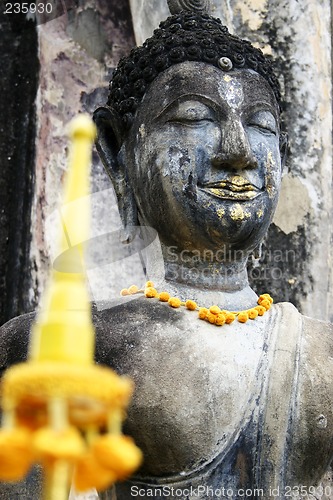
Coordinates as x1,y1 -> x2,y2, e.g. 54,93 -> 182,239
0,2 -> 332,499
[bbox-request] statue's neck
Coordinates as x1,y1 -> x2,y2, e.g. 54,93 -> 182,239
148,244 -> 258,311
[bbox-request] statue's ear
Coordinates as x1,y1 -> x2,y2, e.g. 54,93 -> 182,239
279,131 -> 288,170
93,106 -> 139,243
93,105 -> 125,177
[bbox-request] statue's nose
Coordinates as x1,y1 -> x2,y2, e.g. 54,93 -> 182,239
211,118 -> 258,170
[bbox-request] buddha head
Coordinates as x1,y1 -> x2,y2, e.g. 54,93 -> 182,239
94,5 -> 287,263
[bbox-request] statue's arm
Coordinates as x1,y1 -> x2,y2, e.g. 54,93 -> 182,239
290,316 -> 333,486
0,312 -> 42,499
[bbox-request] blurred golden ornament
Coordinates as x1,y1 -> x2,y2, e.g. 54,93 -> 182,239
0,115 -> 142,499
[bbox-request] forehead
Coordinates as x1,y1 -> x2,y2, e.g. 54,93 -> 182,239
136,61 -> 279,121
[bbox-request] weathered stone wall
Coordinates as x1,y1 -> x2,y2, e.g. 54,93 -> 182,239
0,6 -> 39,325
1,0 -> 330,324
28,0 -> 136,313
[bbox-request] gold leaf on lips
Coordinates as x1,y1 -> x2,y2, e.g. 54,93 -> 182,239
208,188 -> 258,200
200,176 -> 261,200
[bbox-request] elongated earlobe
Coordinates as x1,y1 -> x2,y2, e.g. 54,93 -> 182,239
93,106 -> 139,243
93,106 -> 124,174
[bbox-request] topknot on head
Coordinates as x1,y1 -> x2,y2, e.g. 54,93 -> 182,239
107,11 -> 281,130
167,0 -> 212,15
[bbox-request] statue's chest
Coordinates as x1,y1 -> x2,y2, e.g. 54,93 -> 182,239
96,301 -> 268,477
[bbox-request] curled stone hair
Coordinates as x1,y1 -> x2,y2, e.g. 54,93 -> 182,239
107,11 -> 281,129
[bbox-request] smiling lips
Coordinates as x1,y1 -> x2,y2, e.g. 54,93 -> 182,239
199,178 -> 262,201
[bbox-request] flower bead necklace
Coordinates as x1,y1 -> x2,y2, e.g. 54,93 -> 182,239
120,282 -> 273,327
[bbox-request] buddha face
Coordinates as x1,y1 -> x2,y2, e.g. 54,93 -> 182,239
120,61 -> 282,257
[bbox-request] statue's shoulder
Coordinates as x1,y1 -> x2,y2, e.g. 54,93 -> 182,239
276,300 -> 332,345
277,302 -> 332,408
301,310 -> 333,346
0,298 -> 177,374
292,303 -> 333,385
277,303 -> 333,485
92,297 -> 185,371
298,306 -> 333,418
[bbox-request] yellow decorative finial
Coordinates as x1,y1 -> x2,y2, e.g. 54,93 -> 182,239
0,115 -> 142,499
68,113 -> 97,142
61,113 -> 96,253
29,113 -> 97,366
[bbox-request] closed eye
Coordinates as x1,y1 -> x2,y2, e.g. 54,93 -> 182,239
247,123 -> 277,135
168,117 -> 214,127
246,110 -> 278,136
163,99 -> 216,127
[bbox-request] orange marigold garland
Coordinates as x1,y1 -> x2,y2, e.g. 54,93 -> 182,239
121,282 -> 273,328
